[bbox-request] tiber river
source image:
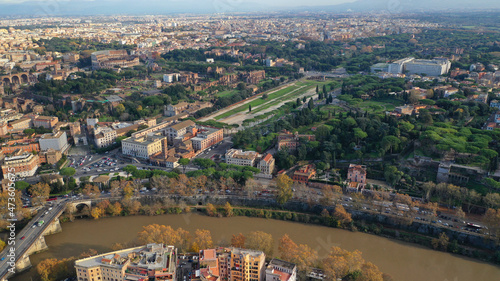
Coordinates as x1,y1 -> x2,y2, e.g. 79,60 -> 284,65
12,213 -> 500,281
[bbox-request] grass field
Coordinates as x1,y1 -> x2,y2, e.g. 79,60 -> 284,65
251,85 -> 315,114
210,79 -> 337,121
214,84 -> 300,120
216,90 -> 238,98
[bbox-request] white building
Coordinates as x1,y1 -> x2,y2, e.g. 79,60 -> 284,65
163,73 -> 180,83
86,118 -> 99,127
94,126 -> 117,148
122,132 -> 166,159
405,58 -> 451,76
374,57 -> 451,76
257,153 -> 275,175
225,149 -> 260,167
39,131 -> 69,152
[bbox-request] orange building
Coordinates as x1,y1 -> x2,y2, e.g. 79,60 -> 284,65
292,165 -> 316,184
277,130 -> 315,151
1,143 -> 40,154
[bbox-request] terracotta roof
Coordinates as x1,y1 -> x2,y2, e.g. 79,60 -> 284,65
169,120 -> 195,131
262,153 -> 273,163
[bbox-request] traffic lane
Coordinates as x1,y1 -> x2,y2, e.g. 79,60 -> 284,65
178,260 -> 194,281
0,206 -> 51,271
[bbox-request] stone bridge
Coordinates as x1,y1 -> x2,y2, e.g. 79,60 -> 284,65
66,200 -> 92,213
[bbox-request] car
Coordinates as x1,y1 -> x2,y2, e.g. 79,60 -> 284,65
0,257 -> 5,261
32,224 -> 36,228
45,211 -> 49,215
20,236 -> 25,240
48,207 -> 52,211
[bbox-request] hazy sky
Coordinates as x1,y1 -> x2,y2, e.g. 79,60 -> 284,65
0,0 -> 355,6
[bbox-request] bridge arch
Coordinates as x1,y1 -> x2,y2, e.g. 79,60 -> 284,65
11,75 -> 20,84
21,73 -> 28,83
75,203 -> 91,212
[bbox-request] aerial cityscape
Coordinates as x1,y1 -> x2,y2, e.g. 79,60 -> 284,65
0,0 -> 500,281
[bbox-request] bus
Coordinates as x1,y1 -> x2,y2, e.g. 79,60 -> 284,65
38,220 -> 44,226
466,223 -> 482,229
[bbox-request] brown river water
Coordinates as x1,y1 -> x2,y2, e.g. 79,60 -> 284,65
11,213 -> 500,281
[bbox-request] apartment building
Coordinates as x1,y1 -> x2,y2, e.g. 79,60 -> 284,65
122,132 -> 166,159
33,115 -> 58,129
164,102 -> 190,117
39,131 -> 69,152
225,149 -> 260,167
292,165 -> 316,184
217,248 -> 266,281
0,122 -> 7,136
39,148 -> 62,165
164,120 -> 196,143
94,126 -> 117,148
199,249 -> 220,281
74,244 -> 177,281
190,126 -> 223,152
265,259 -> 297,281
69,122 -> 81,136
1,142 -> 40,154
8,117 -> 31,132
1,151 -> 39,178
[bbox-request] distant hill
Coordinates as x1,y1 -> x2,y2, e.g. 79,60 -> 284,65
0,0 -> 270,16
294,0 -> 500,13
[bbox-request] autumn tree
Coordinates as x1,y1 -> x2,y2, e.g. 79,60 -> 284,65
483,208 -> 500,240
122,199 -> 142,215
111,243 -> 125,251
122,183 -> 135,199
333,205 -> 352,225
90,207 -> 104,219
359,262 -> 384,281
231,233 -> 246,248
431,232 -> 449,251
0,238 -> 5,252
484,193 -> 500,209
278,234 -> 299,261
206,203 -> 217,216
29,183 -> 50,205
320,186 -> 339,206
97,200 -> 110,211
137,224 -> 190,250
323,246 -> 364,280
276,174 -> 293,205
36,257 -> 75,281
224,202 -> 233,217
246,231 -> 274,257
107,202 -> 123,216
192,229 -> 213,252
82,184 -> 100,199
455,207 -> 466,222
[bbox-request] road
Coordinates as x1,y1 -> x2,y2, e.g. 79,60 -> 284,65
0,200 -> 67,280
